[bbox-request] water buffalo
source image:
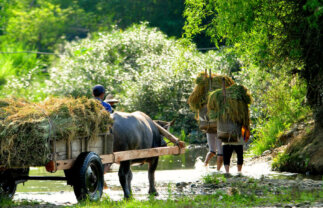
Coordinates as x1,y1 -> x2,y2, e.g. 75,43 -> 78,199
111,111 -> 167,198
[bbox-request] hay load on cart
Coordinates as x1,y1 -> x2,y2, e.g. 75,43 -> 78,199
0,97 -> 113,169
188,70 -> 234,133
0,97 -> 185,201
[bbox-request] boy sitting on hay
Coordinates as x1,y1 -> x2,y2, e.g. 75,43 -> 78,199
92,85 -> 113,113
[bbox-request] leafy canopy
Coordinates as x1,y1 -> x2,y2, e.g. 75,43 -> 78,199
184,0 -> 322,67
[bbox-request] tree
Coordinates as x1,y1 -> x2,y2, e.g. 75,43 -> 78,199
184,0 -> 323,127
4,0 -> 91,51
1,0 -> 194,51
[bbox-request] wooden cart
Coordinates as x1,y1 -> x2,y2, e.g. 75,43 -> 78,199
0,122 -> 185,201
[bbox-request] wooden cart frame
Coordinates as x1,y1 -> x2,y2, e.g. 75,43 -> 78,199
0,121 -> 185,201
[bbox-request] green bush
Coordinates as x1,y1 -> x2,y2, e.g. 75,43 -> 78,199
234,64 -> 310,155
0,40 -> 49,101
46,23 -> 224,132
4,0 -> 90,51
0,41 -> 38,87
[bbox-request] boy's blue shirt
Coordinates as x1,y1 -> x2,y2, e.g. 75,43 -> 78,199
95,98 -> 112,113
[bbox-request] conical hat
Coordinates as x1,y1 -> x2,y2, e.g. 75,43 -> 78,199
105,94 -> 119,103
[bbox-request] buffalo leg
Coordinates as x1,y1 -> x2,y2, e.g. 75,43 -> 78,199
127,168 -> 133,196
118,161 -> 131,199
148,157 -> 159,196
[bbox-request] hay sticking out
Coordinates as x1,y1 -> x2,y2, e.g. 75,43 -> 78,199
0,98 -> 29,120
0,97 -> 113,168
208,84 -> 251,128
188,72 -> 235,111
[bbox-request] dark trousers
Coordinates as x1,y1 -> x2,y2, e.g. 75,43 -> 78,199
223,145 -> 243,166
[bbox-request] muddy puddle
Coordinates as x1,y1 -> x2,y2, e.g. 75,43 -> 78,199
13,145 -> 322,205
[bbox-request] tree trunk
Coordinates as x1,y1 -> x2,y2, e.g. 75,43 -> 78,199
299,3 -> 323,128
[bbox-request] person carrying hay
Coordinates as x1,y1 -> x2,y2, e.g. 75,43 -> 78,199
222,131 -> 244,175
92,85 -> 112,113
188,72 -> 235,170
208,83 -> 251,175
204,133 -> 223,169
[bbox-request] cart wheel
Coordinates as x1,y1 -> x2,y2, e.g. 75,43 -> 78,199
0,179 -> 17,199
0,168 -> 29,200
72,152 -> 104,202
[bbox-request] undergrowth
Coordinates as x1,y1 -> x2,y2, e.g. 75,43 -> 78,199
71,187 -> 322,208
246,74 -> 310,156
2,174 -> 322,208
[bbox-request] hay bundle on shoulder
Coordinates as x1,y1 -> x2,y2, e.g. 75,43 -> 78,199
0,97 -> 113,168
188,72 -> 235,111
208,84 -> 251,142
187,72 -> 234,133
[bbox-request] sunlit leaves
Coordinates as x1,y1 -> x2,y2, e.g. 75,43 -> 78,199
183,0 -> 309,66
46,24 -> 228,131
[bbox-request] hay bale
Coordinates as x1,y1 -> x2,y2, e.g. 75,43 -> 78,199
188,72 -> 235,112
208,84 -> 251,128
0,100 -> 9,108
0,98 -> 29,120
0,97 -> 113,168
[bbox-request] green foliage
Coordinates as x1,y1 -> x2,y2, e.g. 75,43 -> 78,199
272,152 -> 291,171
202,173 -> 227,184
0,44 -> 37,74
0,0 -> 317,152
46,23 -> 223,132
250,117 -> 285,155
0,41 -> 46,97
183,0 -> 323,128
1,189 -> 319,208
184,0 -> 303,64
235,67 -> 310,155
0,0 -> 196,52
304,0 -> 323,29
70,184 -> 322,207
0,69 -> 48,101
0,40 -> 48,101
0,198 -> 41,208
4,1 -> 88,51
179,129 -> 188,143
183,0 -> 318,152
92,0 -> 186,38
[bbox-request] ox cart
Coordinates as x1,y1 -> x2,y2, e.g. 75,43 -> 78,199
0,121 -> 185,201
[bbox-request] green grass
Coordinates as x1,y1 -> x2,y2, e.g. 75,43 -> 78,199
249,117 -> 286,155
1,176 -> 322,208
248,75 -> 311,156
70,188 -> 322,208
70,173 -> 323,207
202,173 -> 227,184
2,190 -> 321,208
0,198 -> 42,208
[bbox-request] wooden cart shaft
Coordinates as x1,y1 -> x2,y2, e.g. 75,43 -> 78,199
54,145 -> 185,171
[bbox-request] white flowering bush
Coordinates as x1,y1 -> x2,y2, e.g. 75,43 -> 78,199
47,23 -> 224,134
